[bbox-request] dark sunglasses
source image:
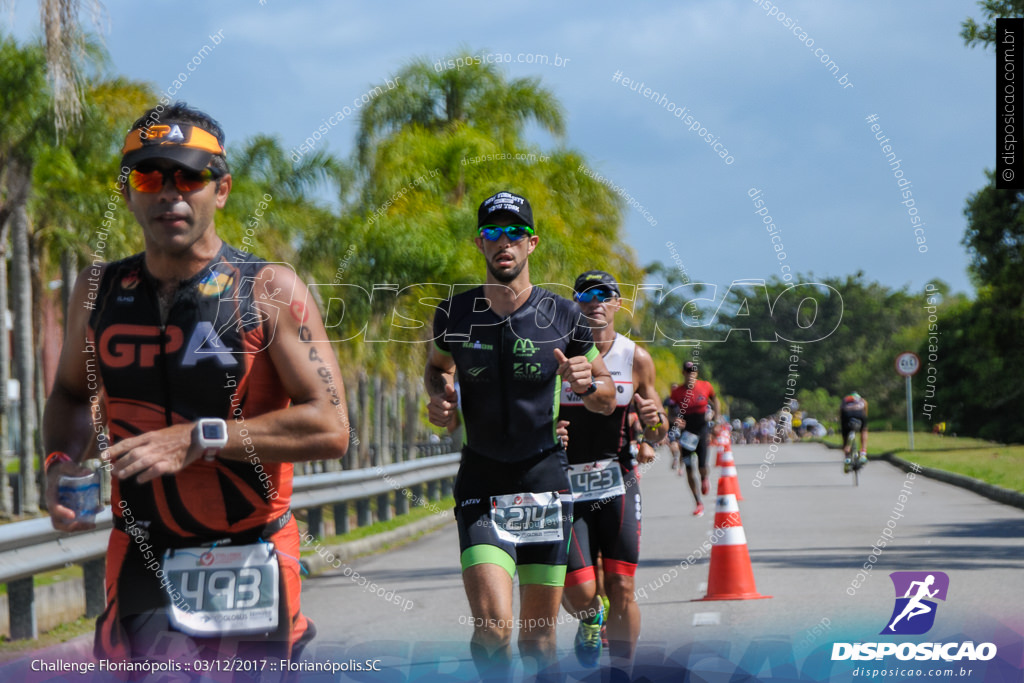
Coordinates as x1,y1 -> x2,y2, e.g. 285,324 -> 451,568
478,224 -> 535,242
128,166 -> 221,193
575,288 -> 616,303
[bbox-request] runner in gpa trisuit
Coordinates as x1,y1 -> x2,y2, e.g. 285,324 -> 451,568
559,270 -> 667,672
425,191 -> 616,682
43,103 -> 349,672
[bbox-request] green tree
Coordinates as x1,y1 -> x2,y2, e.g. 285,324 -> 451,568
1,36 -> 54,514
32,71 -> 156,306
348,53 -> 634,290
1,0 -> 106,133
1,34 -> 153,515
923,291 -> 1018,440
307,51 -> 644,464
219,134 -> 345,265
219,136 -> 356,467
356,52 -> 565,181
961,1 -> 1024,48
694,273 -> 925,418
952,3 -> 1024,441
926,171 -> 1023,441
961,170 -> 1024,310
794,388 -> 841,430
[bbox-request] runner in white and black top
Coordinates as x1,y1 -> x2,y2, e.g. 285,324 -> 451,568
559,270 -> 666,672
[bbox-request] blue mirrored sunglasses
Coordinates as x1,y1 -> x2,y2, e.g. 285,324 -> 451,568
575,288 -> 616,303
478,224 -> 535,242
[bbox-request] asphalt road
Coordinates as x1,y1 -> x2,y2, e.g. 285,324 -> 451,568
298,441 -> 1024,680
6,441 -> 1022,681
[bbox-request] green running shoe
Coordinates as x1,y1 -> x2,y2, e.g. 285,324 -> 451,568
574,604 -> 604,668
600,595 -> 610,647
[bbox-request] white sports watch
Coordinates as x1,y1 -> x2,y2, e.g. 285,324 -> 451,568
195,418 -> 228,461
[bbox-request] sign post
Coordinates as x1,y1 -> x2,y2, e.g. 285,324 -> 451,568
895,352 -> 921,450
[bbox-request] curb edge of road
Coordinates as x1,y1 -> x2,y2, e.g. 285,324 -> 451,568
301,508 -> 456,575
821,441 -> 1024,510
878,452 -> 1024,511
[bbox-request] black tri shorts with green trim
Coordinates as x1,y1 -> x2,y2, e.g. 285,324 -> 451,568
455,445 -> 574,586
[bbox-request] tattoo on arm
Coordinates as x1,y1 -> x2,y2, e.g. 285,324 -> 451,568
301,324 -> 342,409
290,301 -> 309,323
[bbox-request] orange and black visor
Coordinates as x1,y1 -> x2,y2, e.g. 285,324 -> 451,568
121,122 -> 225,172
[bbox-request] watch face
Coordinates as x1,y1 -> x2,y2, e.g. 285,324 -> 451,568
202,422 -> 225,440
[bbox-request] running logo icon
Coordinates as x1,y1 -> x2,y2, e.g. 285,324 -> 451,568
881,571 -> 949,635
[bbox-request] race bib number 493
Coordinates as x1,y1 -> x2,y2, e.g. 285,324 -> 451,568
163,542 -> 279,637
490,492 -> 564,545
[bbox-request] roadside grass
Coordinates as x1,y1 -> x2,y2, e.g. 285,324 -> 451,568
0,617 -> 94,661
0,565 -> 83,597
823,431 -> 1024,493
298,496 -> 454,551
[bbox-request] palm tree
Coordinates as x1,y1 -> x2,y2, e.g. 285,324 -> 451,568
313,51 -> 644,466
351,50 -> 641,285
220,136 -> 355,469
0,36 -> 53,514
1,34 -> 153,516
32,72 -> 156,312
219,134 -> 348,264
39,0 -> 109,133
2,2 -> 110,514
357,53 -> 566,179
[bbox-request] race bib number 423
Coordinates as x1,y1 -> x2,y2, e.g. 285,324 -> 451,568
490,492 -> 564,545
567,459 -> 626,502
163,542 -> 279,637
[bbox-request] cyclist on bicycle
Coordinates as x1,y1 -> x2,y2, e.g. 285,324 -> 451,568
840,392 -> 869,473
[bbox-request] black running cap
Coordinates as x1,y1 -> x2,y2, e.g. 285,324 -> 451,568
574,270 -> 621,296
477,190 -> 534,229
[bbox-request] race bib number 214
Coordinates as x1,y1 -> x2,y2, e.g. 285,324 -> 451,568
490,492 -> 564,545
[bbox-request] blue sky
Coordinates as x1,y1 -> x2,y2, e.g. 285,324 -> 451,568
6,1 -> 993,296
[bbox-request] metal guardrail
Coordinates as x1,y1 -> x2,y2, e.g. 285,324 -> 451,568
0,453 -> 460,640
291,452 -> 459,511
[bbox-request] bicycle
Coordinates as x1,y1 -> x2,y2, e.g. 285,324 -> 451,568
845,417 -> 865,486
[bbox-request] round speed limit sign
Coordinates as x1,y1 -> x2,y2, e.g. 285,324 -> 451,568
895,352 -> 921,377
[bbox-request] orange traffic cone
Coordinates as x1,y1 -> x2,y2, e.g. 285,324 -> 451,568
716,450 -> 741,499
717,464 -> 738,497
715,445 -> 727,467
716,457 -> 743,501
700,493 -> 771,601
